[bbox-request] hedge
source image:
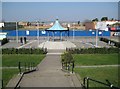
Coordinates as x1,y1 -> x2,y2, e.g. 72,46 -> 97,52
66,47 -> 119,54
1,38 -> 9,45
100,37 -> 120,48
2,48 -> 47,54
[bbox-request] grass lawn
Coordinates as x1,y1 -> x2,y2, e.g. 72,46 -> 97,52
73,53 -> 118,66
75,67 -> 120,87
2,54 -> 45,87
2,54 -> 45,67
2,69 -> 19,87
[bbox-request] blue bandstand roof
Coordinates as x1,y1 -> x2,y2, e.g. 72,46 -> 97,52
46,19 -> 67,31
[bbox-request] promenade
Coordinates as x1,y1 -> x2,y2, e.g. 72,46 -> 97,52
3,37 -> 115,87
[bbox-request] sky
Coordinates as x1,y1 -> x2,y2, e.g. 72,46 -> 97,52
1,1 -> 119,22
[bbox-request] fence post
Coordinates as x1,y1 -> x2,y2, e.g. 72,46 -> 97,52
24,62 -> 26,72
33,62 -> 35,69
68,64 -> 70,72
86,77 -> 89,89
83,77 -> 86,87
65,62 -> 67,70
72,61 -> 74,73
31,62 -> 32,70
62,62 -> 63,69
18,62 -> 21,74
1,79 -> 3,88
28,62 -> 30,70
2,79 -> 3,88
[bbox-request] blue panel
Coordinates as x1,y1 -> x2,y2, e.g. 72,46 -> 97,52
3,29 -> 110,37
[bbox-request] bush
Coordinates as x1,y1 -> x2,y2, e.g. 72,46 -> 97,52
1,38 -> 9,45
66,48 -> 119,54
2,48 -> 47,54
61,52 -> 74,71
100,37 -> 120,48
62,52 -> 74,65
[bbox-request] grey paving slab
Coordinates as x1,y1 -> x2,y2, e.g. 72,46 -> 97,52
19,52 -> 81,87
2,41 -> 22,48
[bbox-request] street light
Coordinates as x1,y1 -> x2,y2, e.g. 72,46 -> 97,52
36,21 -> 39,46
73,29 -> 75,41
16,22 -> 18,43
95,29 -> 98,47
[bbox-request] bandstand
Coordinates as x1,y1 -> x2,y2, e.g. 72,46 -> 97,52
45,19 -> 68,41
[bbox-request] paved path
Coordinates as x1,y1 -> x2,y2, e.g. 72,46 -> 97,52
38,41 -> 76,50
19,51 -> 81,87
75,65 -> 120,68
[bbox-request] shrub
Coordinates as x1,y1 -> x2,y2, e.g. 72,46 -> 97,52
1,38 -> 9,45
2,48 -> 47,54
66,48 -> 119,54
100,37 -> 120,48
61,52 -> 74,63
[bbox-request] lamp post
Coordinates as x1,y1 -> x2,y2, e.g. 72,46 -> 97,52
73,29 -> 75,41
36,21 -> 39,46
16,22 -> 18,43
95,29 -> 98,47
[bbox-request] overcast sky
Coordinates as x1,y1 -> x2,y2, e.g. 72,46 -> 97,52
1,1 -> 119,22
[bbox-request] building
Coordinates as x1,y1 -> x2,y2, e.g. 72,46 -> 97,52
0,23 -> 4,28
84,22 -> 96,30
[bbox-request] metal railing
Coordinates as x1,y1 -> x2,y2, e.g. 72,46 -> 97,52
83,77 -> 120,89
0,79 -> 3,89
18,61 -> 36,74
62,61 -> 74,73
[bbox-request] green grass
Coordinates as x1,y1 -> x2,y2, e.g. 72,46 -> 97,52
75,67 -> 120,87
2,69 -> 19,87
2,54 -> 45,67
2,54 -> 45,87
73,53 -> 118,66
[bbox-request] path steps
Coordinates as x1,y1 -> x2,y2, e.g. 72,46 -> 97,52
19,50 -> 81,87
6,50 -> 81,87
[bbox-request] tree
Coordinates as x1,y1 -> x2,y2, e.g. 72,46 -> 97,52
78,21 -> 80,25
41,22 -> 44,26
101,17 -> 108,21
110,18 -> 114,21
92,18 -> 99,22
27,22 -> 31,26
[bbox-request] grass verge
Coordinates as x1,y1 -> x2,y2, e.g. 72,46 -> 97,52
2,54 -> 45,67
75,67 -> 120,87
2,69 -> 19,87
73,53 -> 118,66
2,54 -> 45,87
